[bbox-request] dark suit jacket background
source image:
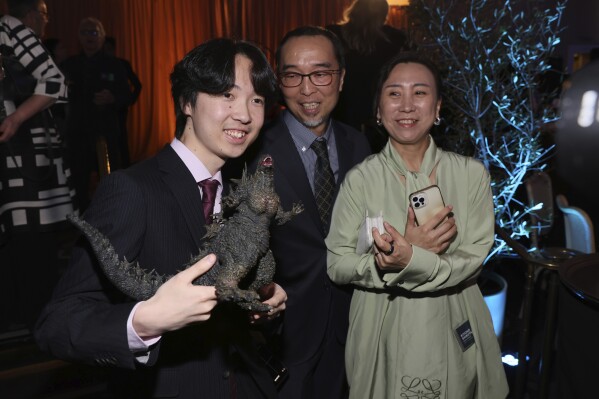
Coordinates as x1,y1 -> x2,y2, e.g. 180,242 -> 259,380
326,24 -> 413,152
34,145 -> 277,399
236,117 -> 370,391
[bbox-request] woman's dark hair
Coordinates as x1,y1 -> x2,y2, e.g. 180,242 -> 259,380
170,38 -> 277,138
275,26 -> 345,71
372,52 -> 443,118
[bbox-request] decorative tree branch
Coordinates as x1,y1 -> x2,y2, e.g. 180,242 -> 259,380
409,0 -> 567,258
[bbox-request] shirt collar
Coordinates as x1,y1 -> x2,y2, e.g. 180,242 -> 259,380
383,135 -> 441,179
283,110 -> 334,152
170,138 -> 222,184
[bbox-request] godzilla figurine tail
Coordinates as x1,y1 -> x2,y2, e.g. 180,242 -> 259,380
67,214 -> 167,301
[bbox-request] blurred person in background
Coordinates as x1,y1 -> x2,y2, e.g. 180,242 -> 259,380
327,0 -> 414,152
61,17 -> 131,210
0,0 -> 75,333
104,36 -> 142,167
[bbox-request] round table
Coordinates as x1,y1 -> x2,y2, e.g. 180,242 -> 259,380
557,253 -> 599,399
559,253 -> 599,305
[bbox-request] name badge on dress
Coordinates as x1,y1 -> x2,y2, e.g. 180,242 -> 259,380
455,320 -> 475,351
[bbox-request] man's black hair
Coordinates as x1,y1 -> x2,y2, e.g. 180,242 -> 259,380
7,0 -> 40,18
275,26 -> 345,72
170,38 -> 277,138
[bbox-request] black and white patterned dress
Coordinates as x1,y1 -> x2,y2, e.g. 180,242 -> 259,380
0,15 -> 76,245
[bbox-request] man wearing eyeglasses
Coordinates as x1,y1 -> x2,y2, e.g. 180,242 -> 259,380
61,17 -> 132,211
239,26 -> 370,399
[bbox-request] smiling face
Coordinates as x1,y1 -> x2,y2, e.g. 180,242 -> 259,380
180,54 -> 266,175
278,35 -> 345,137
377,62 -> 441,152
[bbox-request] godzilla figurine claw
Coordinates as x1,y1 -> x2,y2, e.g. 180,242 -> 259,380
68,155 -> 303,313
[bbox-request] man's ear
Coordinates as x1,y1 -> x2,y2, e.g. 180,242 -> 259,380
338,68 -> 346,92
181,99 -> 192,117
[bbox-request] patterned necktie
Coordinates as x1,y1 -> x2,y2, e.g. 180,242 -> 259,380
198,179 -> 220,224
311,138 -> 335,232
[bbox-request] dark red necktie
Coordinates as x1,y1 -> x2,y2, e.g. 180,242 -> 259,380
198,179 -> 219,224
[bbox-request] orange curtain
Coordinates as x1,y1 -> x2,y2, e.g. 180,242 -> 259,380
33,0 -> 367,162
387,5 -> 409,30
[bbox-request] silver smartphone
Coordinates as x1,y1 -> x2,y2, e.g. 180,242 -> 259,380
409,185 -> 446,226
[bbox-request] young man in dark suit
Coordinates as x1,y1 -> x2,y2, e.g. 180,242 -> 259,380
35,38 -> 287,399
244,26 -> 371,399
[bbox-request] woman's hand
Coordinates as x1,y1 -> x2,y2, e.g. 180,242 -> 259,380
404,205 -> 457,254
373,221 -> 413,271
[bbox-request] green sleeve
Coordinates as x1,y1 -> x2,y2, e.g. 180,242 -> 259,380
384,161 -> 494,291
326,168 -> 389,289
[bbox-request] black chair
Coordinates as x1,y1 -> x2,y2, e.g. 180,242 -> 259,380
497,171 -> 581,399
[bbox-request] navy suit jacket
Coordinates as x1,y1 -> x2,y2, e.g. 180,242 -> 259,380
243,117 -> 370,366
35,145 -> 278,398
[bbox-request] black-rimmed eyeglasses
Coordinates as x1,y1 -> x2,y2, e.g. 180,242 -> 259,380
279,70 -> 341,88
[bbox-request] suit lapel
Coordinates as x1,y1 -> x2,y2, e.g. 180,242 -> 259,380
157,146 -> 206,248
266,121 -> 323,232
333,120 -> 357,185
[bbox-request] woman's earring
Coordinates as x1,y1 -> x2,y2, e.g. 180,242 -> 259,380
376,118 -> 383,126
434,116 -> 441,126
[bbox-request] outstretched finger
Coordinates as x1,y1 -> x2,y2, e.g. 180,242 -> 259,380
179,254 -> 217,283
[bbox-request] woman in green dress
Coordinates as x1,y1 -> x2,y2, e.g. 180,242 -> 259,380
326,53 -> 508,399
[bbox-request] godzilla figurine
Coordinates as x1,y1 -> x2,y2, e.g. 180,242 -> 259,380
68,155 -> 303,313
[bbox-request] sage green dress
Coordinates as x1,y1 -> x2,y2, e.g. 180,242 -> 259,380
326,138 -> 509,399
